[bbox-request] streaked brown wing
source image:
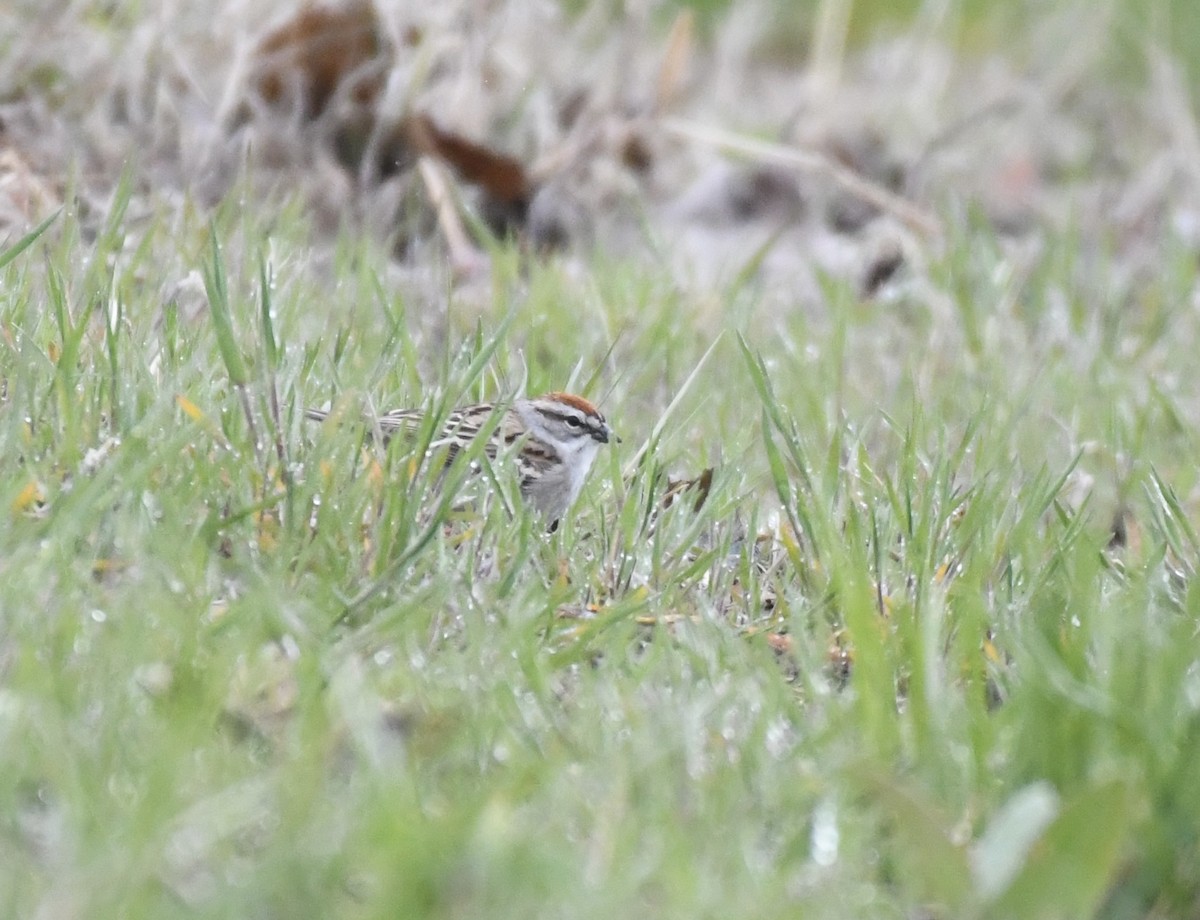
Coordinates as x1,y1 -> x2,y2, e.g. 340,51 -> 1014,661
374,407 -> 426,437
379,403 -> 511,462
514,437 -> 561,480
310,402 -> 518,466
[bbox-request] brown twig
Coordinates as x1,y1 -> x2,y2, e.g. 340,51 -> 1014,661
660,117 -> 943,239
415,155 -> 489,278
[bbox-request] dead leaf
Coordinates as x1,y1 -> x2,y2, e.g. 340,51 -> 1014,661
861,240 -> 904,297
766,632 -> 793,655
556,603 -> 600,620
828,630 -> 853,686
1108,505 -> 1141,554
662,467 -> 713,513
11,479 -> 45,515
402,114 -> 532,232
252,1 -> 385,119
619,128 -> 655,174
405,116 -> 529,204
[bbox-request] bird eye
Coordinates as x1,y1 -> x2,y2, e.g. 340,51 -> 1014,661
565,416 -> 581,428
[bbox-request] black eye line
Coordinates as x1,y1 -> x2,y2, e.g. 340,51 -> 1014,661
547,408 -> 605,430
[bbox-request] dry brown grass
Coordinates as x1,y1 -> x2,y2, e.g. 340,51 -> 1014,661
2,0 -> 1195,314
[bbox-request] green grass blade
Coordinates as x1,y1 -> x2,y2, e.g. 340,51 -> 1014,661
202,227 -> 249,386
0,209 -> 60,270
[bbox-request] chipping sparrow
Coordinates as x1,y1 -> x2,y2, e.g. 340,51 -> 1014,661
305,392 -> 614,527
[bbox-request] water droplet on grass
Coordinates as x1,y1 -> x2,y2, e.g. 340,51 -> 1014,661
810,798 -> 839,867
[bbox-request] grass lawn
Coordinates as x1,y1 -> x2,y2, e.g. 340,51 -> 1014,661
3,1 -> 1200,918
